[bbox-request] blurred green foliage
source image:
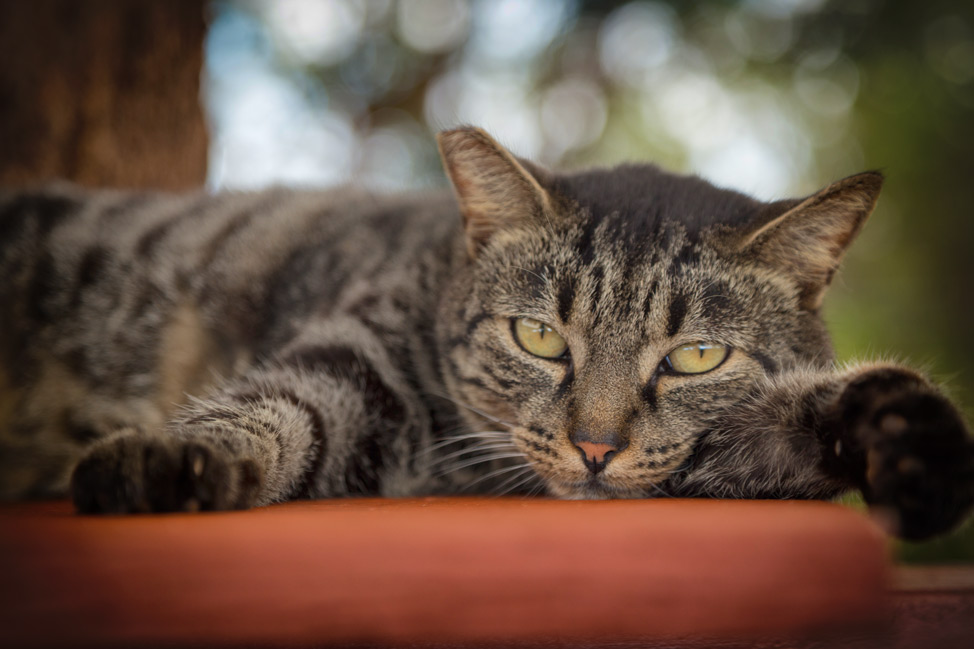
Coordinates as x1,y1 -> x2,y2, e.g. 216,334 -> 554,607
821,1 -> 974,563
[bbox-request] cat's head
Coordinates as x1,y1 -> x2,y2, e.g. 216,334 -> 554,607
434,126 -> 882,498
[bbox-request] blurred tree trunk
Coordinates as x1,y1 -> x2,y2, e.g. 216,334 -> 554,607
0,0 -> 207,189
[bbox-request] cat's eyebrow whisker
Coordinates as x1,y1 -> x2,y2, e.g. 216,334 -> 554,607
512,265 -> 548,287
699,282 -> 731,306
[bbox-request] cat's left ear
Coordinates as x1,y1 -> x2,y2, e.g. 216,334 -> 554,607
437,126 -> 554,258
737,171 -> 884,310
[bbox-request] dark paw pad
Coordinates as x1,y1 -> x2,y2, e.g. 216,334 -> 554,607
838,372 -> 974,540
71,432 -> 263,514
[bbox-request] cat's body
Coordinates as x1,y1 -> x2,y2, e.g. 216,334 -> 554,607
1,185 -> 464,499
1,127 -> 972,540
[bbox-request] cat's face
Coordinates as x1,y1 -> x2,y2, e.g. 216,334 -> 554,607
435,127 -> 881,497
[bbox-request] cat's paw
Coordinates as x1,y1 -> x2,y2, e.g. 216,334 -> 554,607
70,429 -> 263,514
835,368 -> 974,540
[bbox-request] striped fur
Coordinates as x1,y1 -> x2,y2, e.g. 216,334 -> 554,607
0,127 -> 970,539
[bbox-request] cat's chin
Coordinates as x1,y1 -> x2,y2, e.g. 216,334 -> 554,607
545,477 -> 652,500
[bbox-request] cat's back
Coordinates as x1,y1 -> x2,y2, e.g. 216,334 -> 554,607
1,182 -> 458,301
0,182 -> 459,385
1,183 -> 456,275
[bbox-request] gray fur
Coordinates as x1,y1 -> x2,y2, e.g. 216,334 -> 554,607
1,127 -> 971,539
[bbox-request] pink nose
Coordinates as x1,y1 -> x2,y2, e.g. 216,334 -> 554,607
571,437 -> 627,475
574,441 -> 617,465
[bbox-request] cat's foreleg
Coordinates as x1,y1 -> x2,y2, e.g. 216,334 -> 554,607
670,363 -> 974,540
70,318 -> 428,513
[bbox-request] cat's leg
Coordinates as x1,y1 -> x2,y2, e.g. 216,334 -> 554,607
70,317 -> 429,513
668,363 -> 974,540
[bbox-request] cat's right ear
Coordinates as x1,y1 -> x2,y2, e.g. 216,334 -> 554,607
437,127 -> 554,258
735,171 -> 884,311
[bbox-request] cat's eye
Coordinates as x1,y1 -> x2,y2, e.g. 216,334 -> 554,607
512,317 -> 569,359
665,343 -> 729,374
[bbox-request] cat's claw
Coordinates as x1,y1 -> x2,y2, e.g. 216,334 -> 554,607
71,430 -> 263,514
837,369 -> 974,540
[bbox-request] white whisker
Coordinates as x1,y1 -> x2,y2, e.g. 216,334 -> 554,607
421,431 -> 511,455
526,481 -> 548,497
430,441 -> 518,466
435,452 -> 526,477
461,461 -> 532,491
513,265 -> 548,286
492,463 -> 532,487
426,391 -> 517,429
648,482 -> 674,498
495,466 -> 542,496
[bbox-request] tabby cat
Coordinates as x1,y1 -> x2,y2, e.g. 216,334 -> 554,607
1,127 -> 972,540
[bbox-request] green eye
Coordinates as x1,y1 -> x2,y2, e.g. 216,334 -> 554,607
513,317 -> 569,359
665,343 -> 729,374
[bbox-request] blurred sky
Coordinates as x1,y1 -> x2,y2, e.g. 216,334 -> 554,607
204,0 -> 866,198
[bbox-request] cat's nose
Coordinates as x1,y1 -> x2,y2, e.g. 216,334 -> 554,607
571,431 -> 628,474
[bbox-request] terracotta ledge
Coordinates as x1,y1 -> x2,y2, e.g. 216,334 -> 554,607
0,498 -> 889,648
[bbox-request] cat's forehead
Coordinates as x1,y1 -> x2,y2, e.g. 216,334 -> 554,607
492,216 -> 764,338
548,164 -> 765,237
478,163 -> 792,343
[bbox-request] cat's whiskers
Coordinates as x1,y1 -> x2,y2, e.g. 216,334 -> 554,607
492,469 -> 530,496
434,451 -> 527,479
526,480 -> 549,497
426,391 -> 517,430
647,482 -> 675,498
494,465 -> 543,496
460,461 -> 534,492
420,430 -> 510,455
430,440 -> 519,466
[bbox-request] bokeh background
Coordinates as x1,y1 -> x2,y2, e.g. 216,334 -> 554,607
204,0 -> 974,561
0,0 -> 969,561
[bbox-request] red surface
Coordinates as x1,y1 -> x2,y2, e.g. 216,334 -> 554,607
0,498 -> 889,648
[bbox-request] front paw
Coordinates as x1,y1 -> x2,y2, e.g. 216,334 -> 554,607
835,368 -> 974,540
71,429 -> 263,514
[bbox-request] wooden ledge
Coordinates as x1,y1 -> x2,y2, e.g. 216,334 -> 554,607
0,498 -> 888,647
893,565 -> 974,592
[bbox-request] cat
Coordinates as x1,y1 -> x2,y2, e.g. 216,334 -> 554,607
1,126 -> 971,540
